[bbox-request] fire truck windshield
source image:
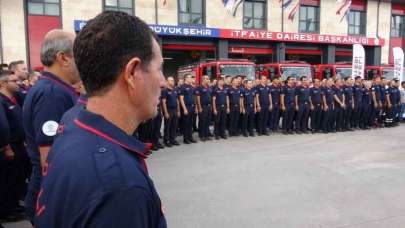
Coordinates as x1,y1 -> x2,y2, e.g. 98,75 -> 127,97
219,64 -> 255,80
335,67 -> 352,79
280,66 -> 311,80
383,69 -> 395,80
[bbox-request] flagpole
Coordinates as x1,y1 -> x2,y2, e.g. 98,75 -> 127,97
155,0 -> 159,24
281,4 -> 284,32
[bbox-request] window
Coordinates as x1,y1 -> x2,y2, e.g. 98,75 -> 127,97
391,15 -> 405,38
299,6 -> 319,33
243,0 -> 266,29
104,0 -> 134,15
178,0 -> 204,25
348,10 -> 366,35
28,0 -> 60,16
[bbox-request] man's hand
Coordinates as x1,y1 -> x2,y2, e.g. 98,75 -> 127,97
183,109 -> 189,116
164,113 -> 170,120
4,146 -> 14,160
269,105 -> 273,111
324,105 -> 329,111
281,106 -> 286,111
226,108 -> 230,114
295,105 -> 299,111
213,109 -> 218,115
310,105 -> 314,111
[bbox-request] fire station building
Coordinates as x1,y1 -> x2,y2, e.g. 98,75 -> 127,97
0,0 -> 404,75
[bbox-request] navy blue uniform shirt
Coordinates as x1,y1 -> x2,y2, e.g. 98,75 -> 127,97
59,95 -> 88,130
310,87 -> 322,105
269,85 -> 281,105
0,100 -> 10,148
22,72 -> 78,164
363,89 -> 372,105
36,110 -> 166,228
161,87 -> 178,109
228,87 -> 242,106
353,85 -> 363,106
243,88 -> 256,110
323,87 -> 335,106
343,85 -> 353,106
333,86 -> 344,105
196,85 -> 212,106
0,93 -> 25,143
256,84 -> 270,106
282,85 -> 296,107
213,86 -> 227,106
295,86 -> 310,104
372,85 -> 382,102
179,84 -> 196,108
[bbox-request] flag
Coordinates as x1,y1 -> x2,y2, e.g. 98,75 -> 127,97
281,0 -> 293,9
223,0 -> 244,16
336,0 -> 352,22
163,0 -> 167,5
287,0 -> 300,21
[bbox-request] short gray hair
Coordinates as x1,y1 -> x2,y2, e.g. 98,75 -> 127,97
40,35 -> 73,67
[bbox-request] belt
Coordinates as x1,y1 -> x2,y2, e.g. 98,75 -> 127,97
202,104 -> 211,107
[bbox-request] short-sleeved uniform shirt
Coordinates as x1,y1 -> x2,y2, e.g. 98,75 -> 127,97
22,71 -> 78,164
363,88 -> 373,105
282,85 -> 296,107
35,110 -> 166,228
333,86 -> 344,106
195,85 -> 212,106
228,86 -> 242,106
0,93 -> 24,143
212,86 -> 227,107
243,88 -> 256,111
269,85 -> 281,106
256,84 -> 270,106
323,86 -> 335,106
179,84 -> 196,110
295,86 -> 310,105
59,95 -> 88,131
310,87 -> 322,106
353,85 -> 364,107
161,87 -> 178,110
343,85 -> 353,106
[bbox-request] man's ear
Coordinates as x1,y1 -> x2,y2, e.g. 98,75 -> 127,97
124,57 -> 142,89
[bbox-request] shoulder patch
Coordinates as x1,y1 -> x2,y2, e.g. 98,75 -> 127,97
42,120 -> 59,137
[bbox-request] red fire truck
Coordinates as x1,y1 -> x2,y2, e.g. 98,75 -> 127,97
365,65 -> 405,80
177,59 -> 256,85
256,61 -> 312,81
313,62 -> 353,80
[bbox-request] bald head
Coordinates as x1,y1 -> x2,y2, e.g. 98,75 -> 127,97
40,29 -> 75,67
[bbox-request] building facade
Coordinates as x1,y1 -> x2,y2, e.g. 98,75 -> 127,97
0,0 -> 404,76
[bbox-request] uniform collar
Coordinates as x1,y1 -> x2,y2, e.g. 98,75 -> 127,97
77,94 -> 88,105
74,109 -> 149,159
0,92 -> 17,105
40,71 -> 79,97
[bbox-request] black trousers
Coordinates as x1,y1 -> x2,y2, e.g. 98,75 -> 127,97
214,105 -> 227,137
334,106 -> 344,130
198,105 -> 212,139
258,104 -> 269,134
360,103 -> 372,128
282,106 -> 295,131
296,103 -> 310,131
352,104 -> 362,128
322,105 -> 335,132
152,113 -> 162,145
269,105 -> 280,131
242,108 -> 255,135
183,106 -> 196,141
229,104 -> 240,136
164,108 -> 178,142
344,105 -> 353,129
310,104 -> 322,131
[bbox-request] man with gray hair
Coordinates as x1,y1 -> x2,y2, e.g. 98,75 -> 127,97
22,29 -> 80,223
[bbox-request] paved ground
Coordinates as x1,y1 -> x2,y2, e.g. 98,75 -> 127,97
4,126 -> 405,228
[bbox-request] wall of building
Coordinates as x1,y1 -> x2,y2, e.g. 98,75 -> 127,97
206,0 -> 243,29
320,0 -> 348,36
0,0 -> 27,64
61,0 -> 102,32
378,1 -> 392,64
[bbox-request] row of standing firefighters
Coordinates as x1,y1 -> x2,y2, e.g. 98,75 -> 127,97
135,74 -> 404,151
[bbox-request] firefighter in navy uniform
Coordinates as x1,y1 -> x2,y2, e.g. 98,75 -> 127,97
360,81 -> 373,129
269,77 -> 281,132
179,74 -> 198,144
242,80 -> 257,137
322,79 -> 336,133
227,78 -> 243,136
294,76 -> 311,133
151,100 -> 164,151
309,79 -> 323,133
352,76 -> 364,129
0,70 -> 28,222
212,78 -> 229,140
256,76 -> 272,136
343,77 -> 355,131
36,12 -> 166,228
22,30 -> 80,223
332,79 -> 346,132
281,76 -> 296,134
196,75 -> 212,141
161,76 -> 180,147
371,77 -> 383,128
